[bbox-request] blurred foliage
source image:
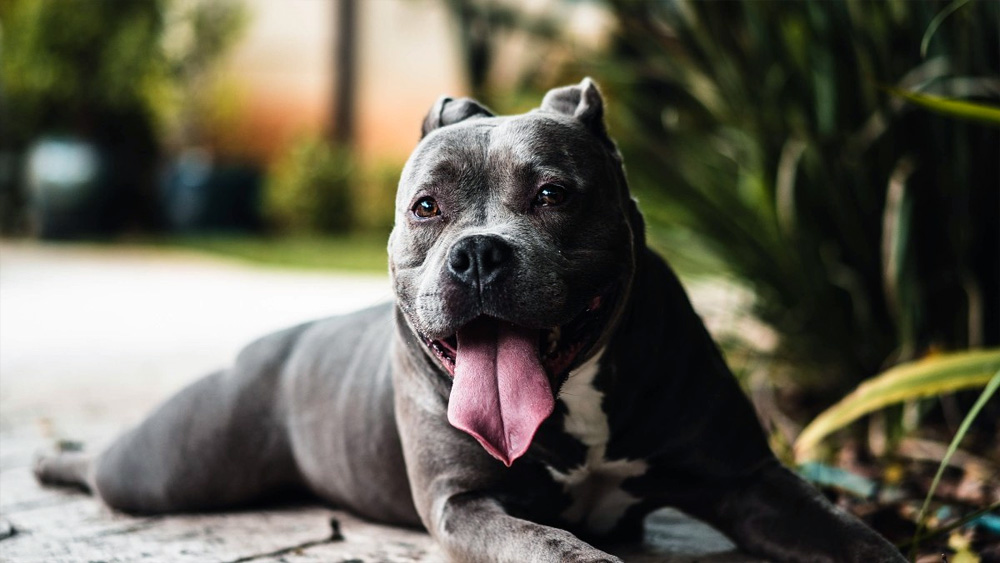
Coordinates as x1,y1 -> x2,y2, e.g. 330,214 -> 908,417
886,86 -> 1000,125
262,137 -> 399,236
0,0 -> 246,147
264,137 -> 356,234
159,0 -> 249,148
441,0 -> 563,106
0,0 -> 165,146
154,233 -> 391,272
573,0 -> 1000,404
354,160 -> 403,234
0,0 -> 248,234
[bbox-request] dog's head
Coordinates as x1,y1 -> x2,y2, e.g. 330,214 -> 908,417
389,78 -> 643,465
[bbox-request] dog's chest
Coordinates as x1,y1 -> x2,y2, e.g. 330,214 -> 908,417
546,350 -> 648,535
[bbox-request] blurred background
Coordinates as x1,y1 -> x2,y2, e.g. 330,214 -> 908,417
1,0 -> 998,559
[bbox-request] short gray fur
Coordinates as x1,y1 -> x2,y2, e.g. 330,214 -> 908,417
35,79 -> 906,563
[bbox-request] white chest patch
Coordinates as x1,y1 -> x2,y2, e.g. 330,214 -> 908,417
546,349 -> 648,535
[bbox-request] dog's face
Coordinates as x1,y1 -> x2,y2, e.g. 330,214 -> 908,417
388,79 -> 640,465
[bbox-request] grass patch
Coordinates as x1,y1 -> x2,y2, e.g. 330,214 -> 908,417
21,227 -> 716,277
164,229 -> 718,277
155,233 -> 390,273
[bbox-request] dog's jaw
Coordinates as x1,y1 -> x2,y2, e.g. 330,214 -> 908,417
413,283 -> 622,465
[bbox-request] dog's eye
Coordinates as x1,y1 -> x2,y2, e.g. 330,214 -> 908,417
534,184 -> 568,207
412,197 -> 441,219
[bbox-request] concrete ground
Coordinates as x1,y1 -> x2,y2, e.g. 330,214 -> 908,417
0,242 -> 759,562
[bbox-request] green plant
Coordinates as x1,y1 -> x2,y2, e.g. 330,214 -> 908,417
1,0 -> 167,145
909,369 -> 999,558
154,233 -> 390,272
0,0 -> 246,146
582,0 -> 999,404
0,0 -> 248,234
886,87 -> 1000,125
353,160 -> 402,235
793,348 -> 1000,460
159,0 -> 249,147
264,137 -> 356,234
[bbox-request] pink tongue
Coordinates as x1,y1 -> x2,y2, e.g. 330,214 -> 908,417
447,317 -> 554,466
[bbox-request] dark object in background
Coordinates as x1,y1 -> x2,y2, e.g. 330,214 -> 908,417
160,148 -> 262,233
22,128 -> 161,240
0,151 -> 26,235
25,137 -> 109,239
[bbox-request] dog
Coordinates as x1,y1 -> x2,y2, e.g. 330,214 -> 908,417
36,79 -> 906,563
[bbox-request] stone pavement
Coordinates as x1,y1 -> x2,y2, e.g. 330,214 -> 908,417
0,242 -> 760,562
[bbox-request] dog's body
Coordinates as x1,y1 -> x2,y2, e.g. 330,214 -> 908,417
37,80 -> 905,563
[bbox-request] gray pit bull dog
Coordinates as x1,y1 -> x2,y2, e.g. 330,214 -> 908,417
36,79 -> 906,563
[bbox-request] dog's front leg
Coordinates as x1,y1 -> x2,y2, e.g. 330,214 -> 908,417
688,460 -> 906,563
431,493 -> 621,563
394,375 -> 619,563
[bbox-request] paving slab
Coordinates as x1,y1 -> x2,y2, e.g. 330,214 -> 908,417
0,242 -> 761,562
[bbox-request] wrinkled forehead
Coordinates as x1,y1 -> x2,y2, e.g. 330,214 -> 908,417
400,113 -> 602,193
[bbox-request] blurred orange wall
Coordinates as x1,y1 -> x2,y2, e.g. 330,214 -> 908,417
220,0 -> 466,165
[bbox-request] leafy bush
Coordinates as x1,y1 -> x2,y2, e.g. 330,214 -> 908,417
263,134 -> 402,236
0,0 -> 246,147
0,0 -> 248,234
582,0 -> 999,402
353,160 -> 401,234
794,348 -> 1000,460
263,137 -> 356,234
0,0 -> 167,145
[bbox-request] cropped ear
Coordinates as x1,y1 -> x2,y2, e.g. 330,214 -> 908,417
540,77 -> 608,140
421,96 -> 495,138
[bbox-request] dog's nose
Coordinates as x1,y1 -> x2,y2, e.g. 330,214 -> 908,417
448,235 -> 512,289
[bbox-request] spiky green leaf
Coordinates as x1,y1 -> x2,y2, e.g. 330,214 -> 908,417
794,349 -> 1000,461
886,87 -> 1000,126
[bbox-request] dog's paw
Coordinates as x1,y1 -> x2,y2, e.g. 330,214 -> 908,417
32,448 -> 92,491
554,535 -> 623,563
562,554 -> 622,563
32,450 -> 58,483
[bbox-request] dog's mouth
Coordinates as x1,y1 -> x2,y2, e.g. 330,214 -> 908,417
419,286 -> 616,467
425,292 -> 608,380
